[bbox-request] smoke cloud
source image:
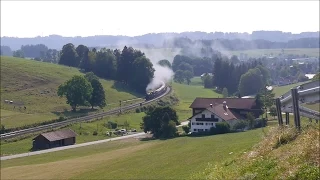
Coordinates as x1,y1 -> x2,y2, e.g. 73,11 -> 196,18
142,48 -> 178,92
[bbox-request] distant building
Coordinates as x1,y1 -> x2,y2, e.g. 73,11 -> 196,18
200,73 -> 213,77
32,129 -> 77,150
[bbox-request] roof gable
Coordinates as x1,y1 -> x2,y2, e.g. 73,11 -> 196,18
34,129 -> 77,142
189,98 -> 256,109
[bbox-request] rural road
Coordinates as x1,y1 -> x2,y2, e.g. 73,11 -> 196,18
1,86 -> 172,140
0,121 -> 189,161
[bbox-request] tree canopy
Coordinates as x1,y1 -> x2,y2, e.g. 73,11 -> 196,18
57,75 -> 93,111
141,106 -> 179,138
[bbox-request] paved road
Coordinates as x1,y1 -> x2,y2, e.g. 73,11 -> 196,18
1,86 -> 171,140
0,121 -> 189,161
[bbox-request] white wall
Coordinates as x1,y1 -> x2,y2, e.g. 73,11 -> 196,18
190,110 -> 224,133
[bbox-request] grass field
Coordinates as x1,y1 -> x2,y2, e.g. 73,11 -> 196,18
172,77 -> 220,120
230,48 -> 320,58
0,56 -> 141,128
1,128 -> 267,179
0,112 -> 145,156
273,81 -> 308,97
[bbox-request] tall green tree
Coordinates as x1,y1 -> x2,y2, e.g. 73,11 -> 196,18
57,75 -> 93,111
88,78 -> 106,109
76,45 -> 90,71
59,43 -> 79,67
183,70 -> 194,85
94,48 -> 117,79
130,56 -> 155,93
174,70 -> 185,83
238,68 -> 264,96
222,87 -> 228,98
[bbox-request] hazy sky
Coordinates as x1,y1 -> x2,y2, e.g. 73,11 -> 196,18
1,1 -> 319,37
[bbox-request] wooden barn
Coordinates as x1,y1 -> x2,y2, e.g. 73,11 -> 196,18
32,129 -> 77,150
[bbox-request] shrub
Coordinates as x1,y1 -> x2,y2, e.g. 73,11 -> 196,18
106,121 -> 118,129
254,118 -> 267,128
93,130 -> 98,136
135,108 -> 141,113
182,125 -> 190,134
232,120 -> 247,131
210,122 -> 230,135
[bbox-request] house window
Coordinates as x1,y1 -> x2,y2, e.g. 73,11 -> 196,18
194,129 -> 197,132
192,122 -> 195,125
202,114 -> 205,119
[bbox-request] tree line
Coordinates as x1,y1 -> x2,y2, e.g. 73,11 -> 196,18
58,43 -> 155,93
167,37 -> 320,50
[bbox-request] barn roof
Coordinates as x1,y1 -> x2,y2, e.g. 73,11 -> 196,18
189,98 -> 256,110
34,129 -> 77,142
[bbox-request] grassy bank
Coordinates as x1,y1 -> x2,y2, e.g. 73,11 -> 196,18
191,121 -> 320,179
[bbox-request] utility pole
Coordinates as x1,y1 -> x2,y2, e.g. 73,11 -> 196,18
119,100 -> 122,113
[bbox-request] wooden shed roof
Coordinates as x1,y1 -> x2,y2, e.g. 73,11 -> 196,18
34,129 -> 77,142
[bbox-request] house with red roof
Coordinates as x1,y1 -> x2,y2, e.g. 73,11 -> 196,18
189,98 -> 261,133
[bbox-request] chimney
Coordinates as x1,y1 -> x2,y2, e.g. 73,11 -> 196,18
210,104 -> 213,108
223,101 -> 227,111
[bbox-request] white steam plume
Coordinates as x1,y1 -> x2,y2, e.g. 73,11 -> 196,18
142,48 -> 178,92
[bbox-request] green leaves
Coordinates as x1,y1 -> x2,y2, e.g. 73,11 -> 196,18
57,75 -> 93,111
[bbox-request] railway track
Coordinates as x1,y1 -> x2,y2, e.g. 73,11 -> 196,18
0,86 -> 171,140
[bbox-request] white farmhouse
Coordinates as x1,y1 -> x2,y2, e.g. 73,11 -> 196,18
189,98 -> 261,133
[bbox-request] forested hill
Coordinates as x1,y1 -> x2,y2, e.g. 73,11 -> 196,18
1,31 -> 319,50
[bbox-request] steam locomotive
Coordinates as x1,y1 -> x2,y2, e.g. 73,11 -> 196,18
145,81 -> 167,101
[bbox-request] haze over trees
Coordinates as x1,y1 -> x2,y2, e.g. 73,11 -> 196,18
1,31 -> 319,50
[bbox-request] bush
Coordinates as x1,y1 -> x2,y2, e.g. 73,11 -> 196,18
182,125 -> 190,134
254,118 -> 267,128
210,122 -> 230,135
232,120 -> 247,131
93,130 -> 98,136
135,108 -> 141,113
105,121 -> 117,129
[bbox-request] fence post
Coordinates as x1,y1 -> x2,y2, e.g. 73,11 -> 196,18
291,88 -> 301,130
275,98 -> 283,126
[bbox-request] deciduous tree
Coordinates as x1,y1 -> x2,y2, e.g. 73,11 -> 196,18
57,75 -> 93,111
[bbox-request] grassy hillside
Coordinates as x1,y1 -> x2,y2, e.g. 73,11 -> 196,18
230,48 -> 320,58
1,128 -> 266,179
192,122 -> 320,179
0,56 -> 141,128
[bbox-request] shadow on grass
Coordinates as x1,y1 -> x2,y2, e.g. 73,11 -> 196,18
111,81 -> 142,98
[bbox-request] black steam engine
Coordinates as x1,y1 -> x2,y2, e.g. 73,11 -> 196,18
145,81 -> 167,101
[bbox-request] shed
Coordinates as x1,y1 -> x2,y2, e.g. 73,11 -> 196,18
32,129 -> 77,150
